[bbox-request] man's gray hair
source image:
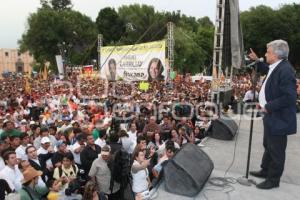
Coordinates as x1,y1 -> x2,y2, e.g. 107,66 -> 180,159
267,39 -> 289,59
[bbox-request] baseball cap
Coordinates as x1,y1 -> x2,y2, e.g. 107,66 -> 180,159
62,116 -> 71,121
56,140 -> 66,148
41,137 -> 51,144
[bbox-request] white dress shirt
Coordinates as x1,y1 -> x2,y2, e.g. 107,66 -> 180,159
128,130 -> 137,144
0,165 -> 23,191
243,90 -> 259,102
120,137 -> 135,154
95,138 -> 107,148
0,157 -> 5,171
70,142 -> 86,165
259,60 -> 282,108
15,144 -> 31,161
131,160 -> 149,193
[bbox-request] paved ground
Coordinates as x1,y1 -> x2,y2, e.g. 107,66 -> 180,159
154,113 -> 300,200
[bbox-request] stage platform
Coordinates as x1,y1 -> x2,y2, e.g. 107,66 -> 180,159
154,113 -> 300,200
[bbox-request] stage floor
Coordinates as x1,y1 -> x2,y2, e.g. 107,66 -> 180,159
154,113 -> 300,200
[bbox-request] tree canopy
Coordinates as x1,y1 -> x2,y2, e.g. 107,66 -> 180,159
19,6 -> 97,71
240,4 -> 300,70
19,1 -> 300,73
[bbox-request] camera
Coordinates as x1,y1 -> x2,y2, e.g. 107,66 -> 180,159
65,169 -> 89,196
65,178 -> 81,196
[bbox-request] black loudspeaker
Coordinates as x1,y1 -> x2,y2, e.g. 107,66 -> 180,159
164,143 -> 214,197
212,89 -> 233,107
210,117 -> 238,140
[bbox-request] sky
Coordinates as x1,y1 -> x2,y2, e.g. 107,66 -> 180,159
0,0 -> 299,48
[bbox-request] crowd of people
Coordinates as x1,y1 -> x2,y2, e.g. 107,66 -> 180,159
0,72 -> 299,200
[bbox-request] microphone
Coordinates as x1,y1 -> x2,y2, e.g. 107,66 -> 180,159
246,57 -> 264,68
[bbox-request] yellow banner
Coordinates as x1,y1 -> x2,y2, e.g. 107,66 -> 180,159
100,40 -> 166,81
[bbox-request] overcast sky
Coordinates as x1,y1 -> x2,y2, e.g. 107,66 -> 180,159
0,0 -> 299,48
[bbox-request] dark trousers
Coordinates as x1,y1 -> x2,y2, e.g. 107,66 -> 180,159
261,124 -> 287,184
108,189 -> 121,200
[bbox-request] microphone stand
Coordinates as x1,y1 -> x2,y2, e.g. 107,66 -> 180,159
237,63 -> 259,186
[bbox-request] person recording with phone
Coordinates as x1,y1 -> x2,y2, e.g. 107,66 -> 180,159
248,40 -> 297,189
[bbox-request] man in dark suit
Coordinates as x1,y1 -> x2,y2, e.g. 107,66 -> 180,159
249,40 -> 297,189
26,145 -> 52,183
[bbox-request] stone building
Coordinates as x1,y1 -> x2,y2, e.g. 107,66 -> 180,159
0,48 -> 34,76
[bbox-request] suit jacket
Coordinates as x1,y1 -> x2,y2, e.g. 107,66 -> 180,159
80,144 -> 101,175
257,59 -> 297,135
29,153 -> 53,182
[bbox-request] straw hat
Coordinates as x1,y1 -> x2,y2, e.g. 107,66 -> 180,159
22,167 -> 42,183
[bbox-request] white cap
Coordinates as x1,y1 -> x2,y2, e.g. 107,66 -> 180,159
21,119 -> 27,124
47,119 -> 54,124
29,121 -> 36,125
41,137 -> 51,144
103,117 -> 112,125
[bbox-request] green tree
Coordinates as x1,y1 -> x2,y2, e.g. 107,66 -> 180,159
173,25 -> 213,74
194,25 -> 214,71
164,10 -> 181,24
95,7 -> 125,45
198,16 -> 214,28
241,6 -> 278,57
177,14 -> 199,32
40,0 -> 50,8
50,0 -> 72,11
118,4 -> 167,44
276,3 -> 300,70
19,3 -> 216,75
40,0 -> 72,10
19,7 -> 97,71
241,4 -> 300,70
116,4 -> 214,74
171,15 -> 214,74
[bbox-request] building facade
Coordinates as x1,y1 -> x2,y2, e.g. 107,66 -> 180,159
0,49 -> 34,76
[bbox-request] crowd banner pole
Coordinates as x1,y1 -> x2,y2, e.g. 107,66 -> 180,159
98,34 -> 103,71
167,22 -> 175,84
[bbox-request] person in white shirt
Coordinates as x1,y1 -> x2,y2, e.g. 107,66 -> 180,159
15,133 -> 31,161
34,127 -> 57,149
26,145 -> 51,184
127,123 -> 137,146
0,151 -> 23,191
37,137 -> 54,168
131,149 -> 150,197
248,40 -> 297,189
243,88 -> 259,102
119,130 -> 135,154
94,130 -> 107,148
70,134 -> 86,166
0,140 -> 6,171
